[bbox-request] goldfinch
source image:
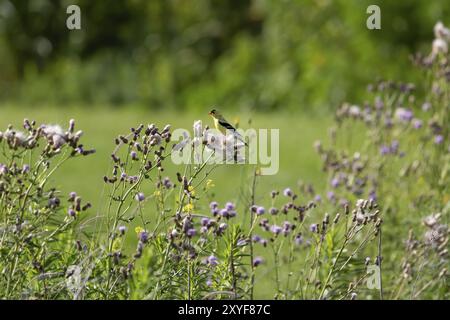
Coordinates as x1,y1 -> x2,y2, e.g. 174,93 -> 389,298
208,109 -> 248,146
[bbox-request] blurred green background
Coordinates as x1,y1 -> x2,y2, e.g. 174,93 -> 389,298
1,0 -> 449,111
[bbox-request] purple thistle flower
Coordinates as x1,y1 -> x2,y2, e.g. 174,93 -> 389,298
412,119 -> 423,129
283,188 -> 293,197
327,191 -> 335,201
209,201 -> 218,210
252,235 -> 261,242
135,192 -> 145,202
118,225 -> 126,235
380,145 -> 390,155
207,255 -> 218,267
395,107 -> 413,122
330,177 -> 340,188
314,194 -> 322,203
309,224 -> 318,233
390,140 -> 399,153
269,207 -> 279,215
434,135 -> 444,144
69,192 -> 77,201
253,257 -> 264,267
201,217 -> 210,227
294,234 -> 303,245
130,151 -> 138,160
139,231 -> 149,243
256,206 -> 265,215
22,164 -> 30,174
270,225 -> 283,236
68,208 -> 76,217
219,209 -> 229,218
206,279 -> 213,287
225,202 -> 235,211
186,228 -> 196,238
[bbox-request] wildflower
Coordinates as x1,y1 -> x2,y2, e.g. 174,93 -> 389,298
68,208 -> 76,217
330,177 -> 340,188
270,190 -> 278,198
434,135 -> 444,144
380,145 -> 390,155
270,225 -> 283,236
260,239 -> 268,247
395,108 -> 413,122
21,164 -> 30,174
225,202 -> 235,211
283,188 -> 293,197
432,38 -> 448,55
209,201 -> 218,210
294,234 -> 303,245
309,224 -> 318,233
207,255 -> 218,267
186,228 -> 196,238
219,208 -> 229,218
130,151 -> 138,160
183,203 -> 194,213
314,194 -> 322,203
118,225 -> 126,235
391,140 -> 399,153
269,207 -> 279,215
252,235 -> 261,242
135,192 -> 145,202
327,191 -> 335,201
349,105 -> 361,117
256,206 -> 265,215
253,257 -> 263,267
139,231 -> 149,243
201,217 -> 210,227
206,279 -> 213,287
412,119 -> 423,129
434,21 -> 450,40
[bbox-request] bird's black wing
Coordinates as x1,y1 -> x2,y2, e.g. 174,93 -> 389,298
218,120 -> 236,132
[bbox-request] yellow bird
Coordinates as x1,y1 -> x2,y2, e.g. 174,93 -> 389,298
208,109 -> 248,146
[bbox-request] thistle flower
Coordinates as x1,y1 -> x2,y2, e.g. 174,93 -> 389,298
252,235 -> 261,242
186,228 -> 196,238
253,257 -> 263,267
434,135 -> 443,144
207,255 -> 218,267
283,188 -> 293,197
270,225 -> 282,236
269,207 -> 279,215
68,208 -> 76,217
225,202 -> 235,211
395,108 -> 413,122
118,225 -> 126,235
135,192 -> 145,202
412,119 -> 423,129
256,206 -> 265,215
309,224 -> 318,233
210,201 -> 218,209
139,231 -> 149,243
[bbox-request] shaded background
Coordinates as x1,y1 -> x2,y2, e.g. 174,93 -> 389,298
1,0 -> 449,112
